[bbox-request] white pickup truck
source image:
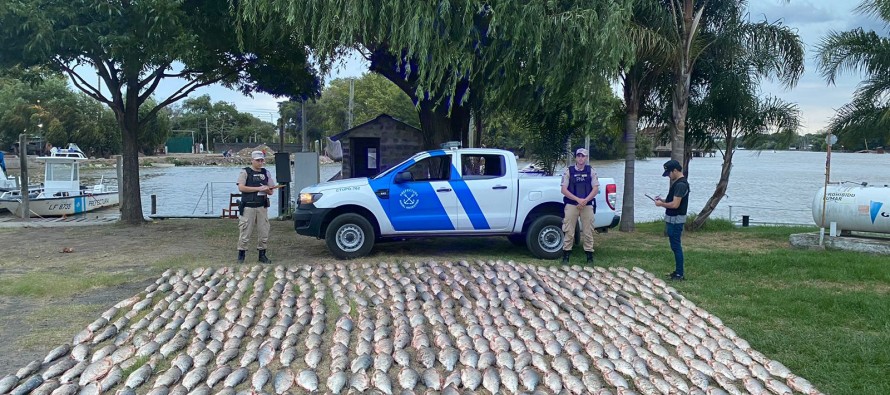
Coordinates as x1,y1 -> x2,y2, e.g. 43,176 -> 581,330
294,148 -> 620,259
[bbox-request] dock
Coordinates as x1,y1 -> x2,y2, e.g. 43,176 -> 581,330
0,213 -> 119,228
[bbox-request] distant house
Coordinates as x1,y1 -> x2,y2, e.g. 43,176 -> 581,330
330,114 -> 424,179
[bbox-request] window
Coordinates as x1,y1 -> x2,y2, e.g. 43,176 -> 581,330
46,162 -> 74,181
406,156 -> 451,182
461,154 -> 505,179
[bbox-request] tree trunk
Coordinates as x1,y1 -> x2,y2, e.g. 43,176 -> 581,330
671,67 -> 690,163
417,100 -> 468,150
620,75 -> 641,232
118,76 -> 144,225
690,136 -> 734,230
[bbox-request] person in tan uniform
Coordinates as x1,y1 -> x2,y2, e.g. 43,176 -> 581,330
561,148 -> 599,264
236,150 -> 275,263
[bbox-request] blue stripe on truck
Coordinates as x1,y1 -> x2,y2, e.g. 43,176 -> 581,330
449,165 -> 490,230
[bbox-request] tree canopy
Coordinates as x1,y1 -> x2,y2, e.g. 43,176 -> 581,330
0,0 -> 321,223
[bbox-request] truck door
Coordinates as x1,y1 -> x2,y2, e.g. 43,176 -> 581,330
387,153 -> 458,232
453,153 -> 515,231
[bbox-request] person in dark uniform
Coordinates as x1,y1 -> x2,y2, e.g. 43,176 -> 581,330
655,159 -> 690,280
561,148 -> 599,264
236,150 -> 275,263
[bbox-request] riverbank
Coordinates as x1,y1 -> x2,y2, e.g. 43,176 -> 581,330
0,220 -> 886,394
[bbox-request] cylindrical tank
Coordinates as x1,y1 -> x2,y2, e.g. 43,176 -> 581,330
812,184 -> 890,233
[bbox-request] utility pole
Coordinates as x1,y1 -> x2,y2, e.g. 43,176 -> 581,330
205,118 -> 209,152
301,99 -> 307,152
348,78 -> 355,129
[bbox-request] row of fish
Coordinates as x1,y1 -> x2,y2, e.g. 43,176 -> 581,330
0,261 -> 822,395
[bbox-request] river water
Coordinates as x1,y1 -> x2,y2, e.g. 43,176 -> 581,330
77,150 -> 890,225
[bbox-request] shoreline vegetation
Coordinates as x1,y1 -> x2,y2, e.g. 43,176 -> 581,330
0,220 -> 886,394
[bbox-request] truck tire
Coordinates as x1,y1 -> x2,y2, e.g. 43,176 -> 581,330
325,213 -> 375,259
526,215 -> 564,259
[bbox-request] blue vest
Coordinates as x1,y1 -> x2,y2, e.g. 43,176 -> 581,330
242,167 -> 270,207
564,165 -> 595,209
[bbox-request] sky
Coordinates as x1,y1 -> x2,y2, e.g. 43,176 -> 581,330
144,0 -> 878,135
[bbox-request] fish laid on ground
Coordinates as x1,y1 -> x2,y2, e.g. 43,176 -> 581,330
520,368 -> 540,391
79,357 -> 113,386
251,367 -> 271,392
58,360 -> 88,384
350,371 -> 370,392
327,371 -> 348,394
205,365 -> 231,388
223,367 -> 248,388
124,363 -> 153,389
421,369 -> 441,391
268,368 -> 292,394
49,383 -> 78,395
41,358 -> 77,381
152,367 -> 182,389
10,375 -> 43,395
397,367 -> 419,390
44,345 -> 72,365
0,375 -> 19,394
372,370 -> 393,395
181,366 -> 208,391
482,367 -> 500,393
97,366 -> 122,392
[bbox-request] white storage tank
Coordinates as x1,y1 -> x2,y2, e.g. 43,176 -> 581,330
812,184 -> 890,233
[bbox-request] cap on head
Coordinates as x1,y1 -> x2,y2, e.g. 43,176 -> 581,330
662,159 -> 682,177
251,150 -> 265,160
575,148 -> 588,157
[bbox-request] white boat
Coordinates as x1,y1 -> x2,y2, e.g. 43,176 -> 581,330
0,144 -> 118,217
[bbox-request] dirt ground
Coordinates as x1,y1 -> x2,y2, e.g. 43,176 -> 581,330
0,218 -> 546,376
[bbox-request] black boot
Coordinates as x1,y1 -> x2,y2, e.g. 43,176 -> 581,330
561,250 -> 571,264
586,251 -> 594,264
237,250 -> 245,263
258,249 -> 271,264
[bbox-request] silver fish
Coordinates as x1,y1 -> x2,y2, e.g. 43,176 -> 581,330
79,357 -> 113,386
350,371 -> 370,392
371,370 -> 393,395
305,348 -> 323,369
0,375 -> 19,394
351,354 -> 373,373
44,345 -> 72,364
481,367 -> 500,394
10,375 -> 43,395
153,367 -> 182,388
397,368 -> 419,390
279,347 -> 297,365
326,371 -> 348,394
97,366 -> 122,392
421,369 -> 442,391
182,366 -> 208,391
72,328 -> 93,345
49,383 -> 79,395
124,363 -> 153,389
271,369 -> 294,394
91,325 -> 118,345
205,365 -> 231,388
251,367 -> 270,391
78,382 -> 99,395
544,370 -> 562,393
520,368 -> 540,392
499,367 -> 519,394
223,367 -> 248,388
42,357 -> 77,381
71,344 -> 90,362
59,360 -> 88,384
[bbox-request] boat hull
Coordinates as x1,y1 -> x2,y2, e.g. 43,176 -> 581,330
11,192 -> 119,217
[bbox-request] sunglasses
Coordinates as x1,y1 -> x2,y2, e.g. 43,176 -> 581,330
575,153 -> 586,157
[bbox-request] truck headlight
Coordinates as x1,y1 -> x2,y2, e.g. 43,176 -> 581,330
299,193 -> 323,205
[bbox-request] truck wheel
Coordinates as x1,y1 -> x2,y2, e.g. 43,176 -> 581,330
526,215 -> 564,259
325,213 -> 375,259
507,234 -> 526,246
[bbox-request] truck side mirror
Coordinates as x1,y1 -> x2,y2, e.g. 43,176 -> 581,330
395,171 -> 413,184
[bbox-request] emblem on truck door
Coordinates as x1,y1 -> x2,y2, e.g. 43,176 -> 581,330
399,189 -> 419,209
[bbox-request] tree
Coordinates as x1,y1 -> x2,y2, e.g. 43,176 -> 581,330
0,0 -> 320,224
618,0 -> 675,232
237,0 -> 634,149
686,15 -> 803,231
816,0 -> 890,149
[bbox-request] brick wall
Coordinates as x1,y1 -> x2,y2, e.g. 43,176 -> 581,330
341,116 -> 423,178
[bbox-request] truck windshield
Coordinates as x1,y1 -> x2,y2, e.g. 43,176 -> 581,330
371,153 -> 423,180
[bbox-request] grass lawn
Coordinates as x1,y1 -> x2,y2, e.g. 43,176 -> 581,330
0,219 -> 887,394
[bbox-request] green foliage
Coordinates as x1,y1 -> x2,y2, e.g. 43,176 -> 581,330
169,95 -> 275,146
276,73 -> 419,145
816,0 -> 890,147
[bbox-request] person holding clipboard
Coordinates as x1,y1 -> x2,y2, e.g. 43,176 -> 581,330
655,159 -> 690,281
236,150 -> 276,264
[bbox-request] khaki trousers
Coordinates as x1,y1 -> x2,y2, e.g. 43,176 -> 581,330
238,207 -> 270,250
563,204 -> 594,252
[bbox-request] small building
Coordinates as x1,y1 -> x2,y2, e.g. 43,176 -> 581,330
330,114 -> 424,179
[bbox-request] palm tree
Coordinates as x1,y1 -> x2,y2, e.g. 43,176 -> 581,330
687,16 -> 803,230
817,0 -> 890,148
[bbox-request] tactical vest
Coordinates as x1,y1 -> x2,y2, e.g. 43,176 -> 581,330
564,165 -> 596,210
665,177 -> 690,216
242,167 -> 270,208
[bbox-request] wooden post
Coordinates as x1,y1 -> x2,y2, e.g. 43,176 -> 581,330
18,134 -> 29,221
